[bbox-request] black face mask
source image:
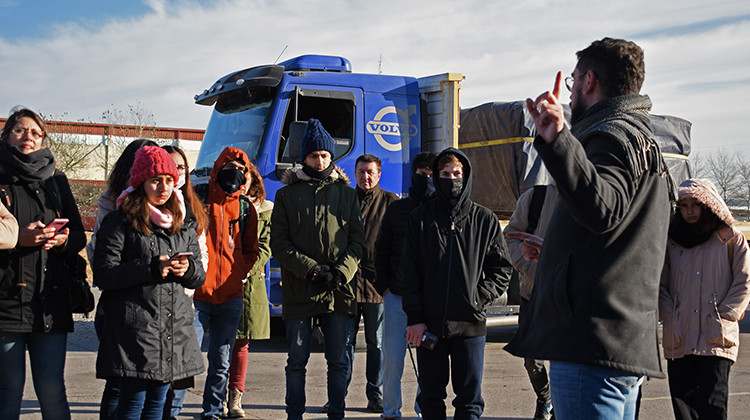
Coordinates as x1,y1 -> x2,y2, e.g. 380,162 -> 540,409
410,173 -> 435,202
437,177 -> 463,199
217,168 -> 245,194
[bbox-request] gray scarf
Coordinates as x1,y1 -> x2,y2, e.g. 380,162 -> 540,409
572,94 -> 666,179
572,94 -> 674,200
0,141 -> 56,183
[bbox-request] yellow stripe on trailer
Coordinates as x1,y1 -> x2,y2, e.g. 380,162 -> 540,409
458,137 -> 534,149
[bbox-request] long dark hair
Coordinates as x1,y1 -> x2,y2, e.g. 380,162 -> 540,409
245,161 -> 266,206
162,145 -> 208,234
106,139 -> 158,199
120,182 -> 183,236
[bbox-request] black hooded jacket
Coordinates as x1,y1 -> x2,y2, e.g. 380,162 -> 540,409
399,148 -> 512,338
374,183 -> 434,297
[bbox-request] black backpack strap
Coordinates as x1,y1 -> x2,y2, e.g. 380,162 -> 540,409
526,185 -> 547,234
238,194 -> 252,237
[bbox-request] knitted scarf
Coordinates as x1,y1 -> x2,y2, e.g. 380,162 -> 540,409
0,141 -> 56,183
571,94 -> 674,200
116,186 -> 187,229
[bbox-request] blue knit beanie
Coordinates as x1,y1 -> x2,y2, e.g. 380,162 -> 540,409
300,118 -> 335,159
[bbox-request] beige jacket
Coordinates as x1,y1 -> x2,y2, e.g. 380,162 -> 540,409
503,185 -> 558,300
659,227 -> 750,362
0,201 -> 18,250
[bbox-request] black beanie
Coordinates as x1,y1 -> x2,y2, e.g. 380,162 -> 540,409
300,118 -> 335,160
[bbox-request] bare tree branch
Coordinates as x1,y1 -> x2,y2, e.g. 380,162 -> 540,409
705,148 -> 738,201
735,152 -> 750,210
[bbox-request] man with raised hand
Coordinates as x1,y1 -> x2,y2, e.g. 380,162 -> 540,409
505,38 -> 672,420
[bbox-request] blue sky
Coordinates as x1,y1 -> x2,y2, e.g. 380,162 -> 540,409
1,0 -> 748,157
0,1 -> 151,40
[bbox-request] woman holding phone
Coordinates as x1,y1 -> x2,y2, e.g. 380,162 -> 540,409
85,138 -> 157,419
93,146 -> 205,419
0,107 -> 86,419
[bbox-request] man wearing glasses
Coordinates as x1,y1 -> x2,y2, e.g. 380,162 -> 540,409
505,38 -> 672,420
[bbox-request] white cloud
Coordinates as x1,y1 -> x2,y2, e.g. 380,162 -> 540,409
0,0 -> 748,155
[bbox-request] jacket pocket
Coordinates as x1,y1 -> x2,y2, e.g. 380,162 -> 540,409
551,256 -> 573,319
707,315 -> 739,348
661,311 -> 684,351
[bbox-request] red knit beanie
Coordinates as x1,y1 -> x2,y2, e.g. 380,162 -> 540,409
129,146 -> 179,188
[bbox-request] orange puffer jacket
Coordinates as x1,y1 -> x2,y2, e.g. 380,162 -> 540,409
194,147 -> 259,305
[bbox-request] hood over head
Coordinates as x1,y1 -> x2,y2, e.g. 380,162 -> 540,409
433,147 -> 473,216
678,178 -> 735,226
209,147 -> 251,195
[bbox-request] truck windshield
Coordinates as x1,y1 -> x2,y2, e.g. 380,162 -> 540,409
194,87 -> 275,173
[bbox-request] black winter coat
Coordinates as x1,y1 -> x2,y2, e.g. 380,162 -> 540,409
93,210 -> 205,382
355,185 -> 397,303
374,194 -> 432,297
505,95 -> 671,378
400,148 -> 513,338
0,170 -> 86,333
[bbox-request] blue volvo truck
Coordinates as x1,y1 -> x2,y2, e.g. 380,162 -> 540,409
191,54 -> 692,326
191,54 -> 471,321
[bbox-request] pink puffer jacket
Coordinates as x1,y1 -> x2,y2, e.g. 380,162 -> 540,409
659,227 -> 750,362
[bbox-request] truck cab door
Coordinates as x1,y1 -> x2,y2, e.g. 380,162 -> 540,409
273,86 -> 363,182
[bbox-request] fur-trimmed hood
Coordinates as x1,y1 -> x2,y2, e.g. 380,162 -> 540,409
678,178 -> 735,226
279,165 -> 351,186
253,198 -> 274,214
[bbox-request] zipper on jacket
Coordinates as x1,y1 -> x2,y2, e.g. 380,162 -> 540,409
216,208 -> 224,303
441,216 -> 456,337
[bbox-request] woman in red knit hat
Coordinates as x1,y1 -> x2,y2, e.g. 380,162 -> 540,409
92,146 -> 206,420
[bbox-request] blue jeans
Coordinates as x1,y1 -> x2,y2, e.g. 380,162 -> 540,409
115,378 -> 170,420
417,334 -> 485,420
549,361 -> 644,420
286,312 -> 350,420
345,302 -> 383,402
195,297 -> 243,418
382,292 -> 420,419
0,332 -> 70,420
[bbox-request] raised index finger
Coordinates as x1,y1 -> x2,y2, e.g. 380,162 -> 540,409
551,71 -> 562,102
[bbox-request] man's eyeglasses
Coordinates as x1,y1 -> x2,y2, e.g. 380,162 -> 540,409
564,72 -> 586,92
11,127 -> 44,140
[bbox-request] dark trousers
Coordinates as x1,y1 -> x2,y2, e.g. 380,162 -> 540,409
417,334 -> 485,420
667,355 -> 732,420
519,298 -> 551,404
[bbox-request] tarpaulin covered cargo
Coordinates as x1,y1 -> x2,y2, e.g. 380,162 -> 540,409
458,101 -> 691,216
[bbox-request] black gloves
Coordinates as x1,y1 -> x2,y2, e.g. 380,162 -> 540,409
307,264 -> 344,291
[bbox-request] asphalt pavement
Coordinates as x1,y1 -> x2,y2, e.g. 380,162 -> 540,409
19,304 -> 750,419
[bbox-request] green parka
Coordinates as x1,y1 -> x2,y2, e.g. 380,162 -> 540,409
236,199 -> 273,340
271,167 -> 364,320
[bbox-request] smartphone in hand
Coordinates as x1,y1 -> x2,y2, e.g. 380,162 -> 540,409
46,218 -> 69,232
170,251 -> 193,260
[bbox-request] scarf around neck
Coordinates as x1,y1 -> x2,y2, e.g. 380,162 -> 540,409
0,141 -> 56,183
572,95 -> 667,180
116,186 -> 187,229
